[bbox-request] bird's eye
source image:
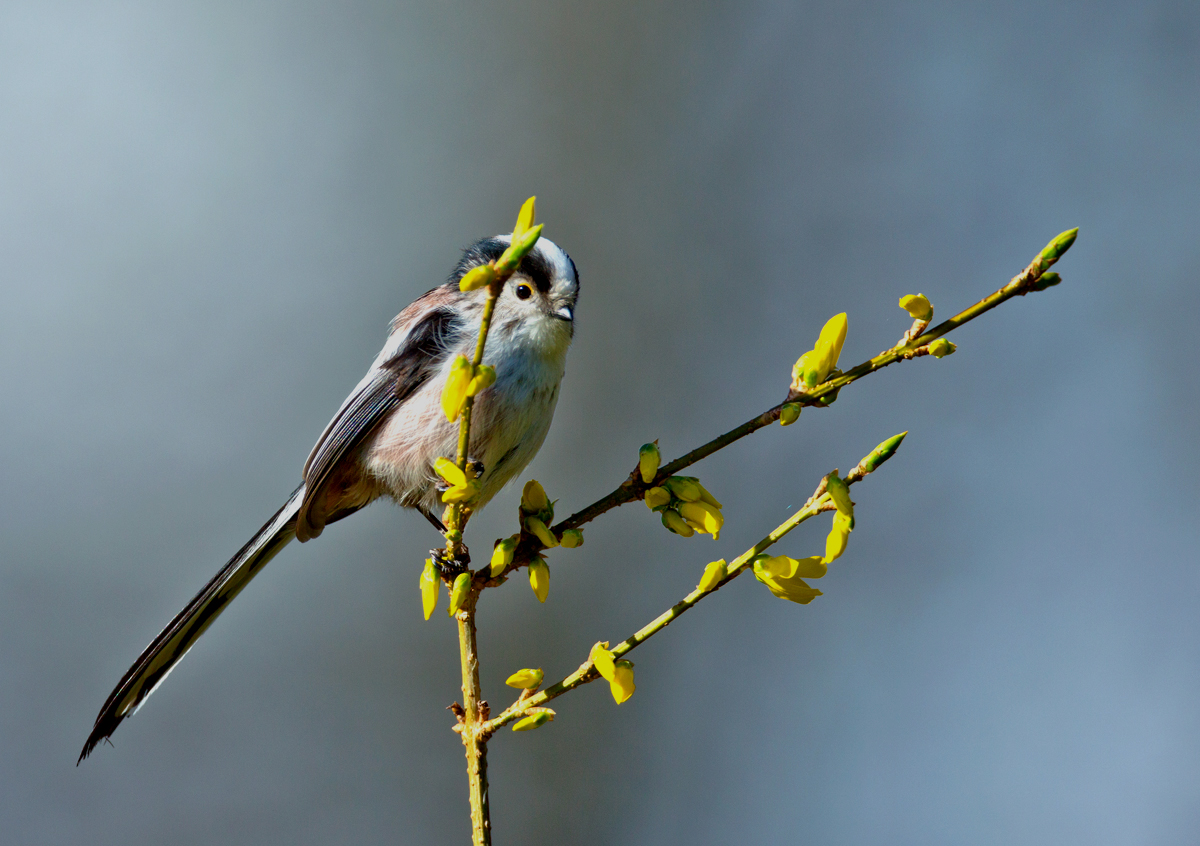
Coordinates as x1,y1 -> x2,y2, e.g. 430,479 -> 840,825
515,283 -> 532,300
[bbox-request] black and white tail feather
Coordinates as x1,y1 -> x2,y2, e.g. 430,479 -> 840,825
78,235 -> 579,762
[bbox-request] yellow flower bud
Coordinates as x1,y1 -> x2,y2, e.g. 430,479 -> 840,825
793,555 -> 828,579
779,403 -> 801,426
929,338 -> 956,358
512,710 -> 554,731
898,294 -> 933,321
610,660 -> 635,704
497,224 -> 544,273
590,642 -> 616,681
420,558 -> 439,620
697,559 -> 727,593
665,476 -> 703,502
824,518 -> 850,563
644,487 -> 671,509
528,556 -> 550,602
459,263 -> 497,292
696,481 -> 723,509
678,500 -> 723,539
525,516 -> 559,548
467,364 -> 496,396
795,349 -> 820,388
442,355 -> 473,421
813,312 -> 848,381
521,479 -> 550,514
490,535 -> 518,577
505,668 -> 544,690
752,554 -> 790,579
512,196 -> 537,241
449,572 -> 471,614
760,574 -> 823,604
825,472 -> 853,517
434,456 -> 468,488
559,528 -> 584,548
661,508 -> 695,537
638,442 -> 660,484
440,479 -> 481,504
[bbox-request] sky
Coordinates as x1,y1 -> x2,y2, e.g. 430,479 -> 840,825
1,1 -> 1198,844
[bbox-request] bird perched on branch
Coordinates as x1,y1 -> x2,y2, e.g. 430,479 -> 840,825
79,235 -> 579,762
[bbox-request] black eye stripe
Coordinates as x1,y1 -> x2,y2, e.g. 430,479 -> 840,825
450,238 -> 554,294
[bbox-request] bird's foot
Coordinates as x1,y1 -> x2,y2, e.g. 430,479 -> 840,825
431,546 -> 471,579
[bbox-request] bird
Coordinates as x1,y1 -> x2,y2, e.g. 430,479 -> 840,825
79,234 -> 580,762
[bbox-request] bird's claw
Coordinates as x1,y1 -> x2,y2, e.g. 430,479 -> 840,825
431,546 -> 471,578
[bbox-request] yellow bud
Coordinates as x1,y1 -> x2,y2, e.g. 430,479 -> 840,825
440,479 -> 481,504
678,500 -> 723,538
525,516 -> 559,548
760,574 -> 823,604
793,555 -> 828,579
697,559 -> 727,593
434,456 -> 468,488
512,710 -> 554,731
521,479 -> 550,514
824,519 -> 850,563
833,509 -> 854,533
513,196 -> 537,240
696,481 -> 723,509
490,536 -> 518,577
638,442 -> 661,484
559,528 -> 584,548
505,668 -> 544,690
898,294 -> 933,321
420,558 -> 439,620
779,403 -> 801,426
449,572 -> 471,615
441,356 -> 473,421
661,508 -> 695,537
644,487 -> 671,509
665,476 -> 703,502
497,224 -> 544,273
467,364 -> 496,396
795,350 -> 820,388
929,338 -> 956,358
459,263 -> 497,292
528,556 -> 550,603
825,472 -> 853,517
610,660 -> 635,704
814,313 -> 848,381
590,642 -> 616,681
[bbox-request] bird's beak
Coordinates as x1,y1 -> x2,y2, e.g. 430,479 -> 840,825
555,303 -> 574,321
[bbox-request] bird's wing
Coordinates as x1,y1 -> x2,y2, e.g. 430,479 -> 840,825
297,300 -> 459,539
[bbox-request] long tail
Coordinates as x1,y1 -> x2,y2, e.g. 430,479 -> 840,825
79,485 -> 305,763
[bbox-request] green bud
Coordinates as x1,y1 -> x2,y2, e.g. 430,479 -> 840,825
559,528 -> 584,548
861,431 -> 907,473
497,224 -> 545,273
779,403 -> 801,426
505,667 -> 544,689
525,516 -> 559,549
449,572 -> 471,615
512,710 -> 554,731
1038,227 -> 1079,264
458,263 -> 497,292
1030,271 -> 1062,292
490,535 -> 518,577
661,509 -> 695,537
928,338 -> 956,358
665,476 -> 703,502
638,442 -> 661,484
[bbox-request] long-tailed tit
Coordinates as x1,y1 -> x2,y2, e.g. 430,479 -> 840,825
79,236 -> 579,762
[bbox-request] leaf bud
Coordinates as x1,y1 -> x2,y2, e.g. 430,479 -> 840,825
644,486 -> 671,509
497,223 -> 544,273
528,556 -> 550,602
505,668 -> 544,690
861,431 -> 907,473
661,509 -> 695,537
420,558 -> 439,621
459,263 -> 497,292
610,660 -> 636,704
1038,227 -> 1078,265
1030,271 -> 1062,292
490,535 -> 518,577
928,338 -> 956,358
697,559 -> 727,593
779,403 -> 801,426
449,572 -> 471,614
638,442 -> 661,484
512,196 -> 537,241
559,528 -> 584,548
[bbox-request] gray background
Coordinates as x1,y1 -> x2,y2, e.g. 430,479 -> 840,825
2,1 -> 1197,843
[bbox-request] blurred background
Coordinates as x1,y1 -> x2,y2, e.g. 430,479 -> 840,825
2,1 -> 1197,843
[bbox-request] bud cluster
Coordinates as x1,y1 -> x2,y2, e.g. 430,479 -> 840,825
434,456 -> 482,505
644,475 -> 724,539
441,357 -> 498,423
590,642 -> 636,704
791,312 -> 848,394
